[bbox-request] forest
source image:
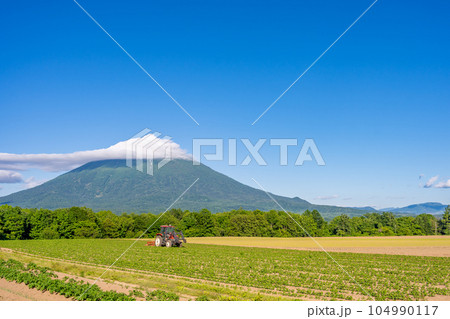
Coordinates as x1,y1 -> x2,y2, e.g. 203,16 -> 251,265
0,204 -> 449,240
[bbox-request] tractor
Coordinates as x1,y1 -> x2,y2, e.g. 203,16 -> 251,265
146,225 -> 186,247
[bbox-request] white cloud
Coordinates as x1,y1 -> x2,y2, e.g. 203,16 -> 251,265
0,170 -> 24,183
315,195 -> 339,200
0,134 -> 190,172
424,175 -> 439,188
422,175 -> 450,189
435,179 -> 450,189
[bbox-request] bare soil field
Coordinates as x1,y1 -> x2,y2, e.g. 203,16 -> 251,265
187,236 -> 450,257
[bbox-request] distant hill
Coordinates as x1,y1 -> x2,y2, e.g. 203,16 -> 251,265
351,203 -> 449,216
351,206 -> 378,212
0,159 -> 369,219
382,202 -> 448,215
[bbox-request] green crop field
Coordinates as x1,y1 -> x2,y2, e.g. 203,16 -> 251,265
1,239 -> 449,301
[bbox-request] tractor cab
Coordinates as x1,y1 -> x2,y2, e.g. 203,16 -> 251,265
160,225 -> 175,236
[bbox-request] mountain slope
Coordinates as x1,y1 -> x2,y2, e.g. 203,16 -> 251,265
384,202 -> 448,215
0,159 -> 369,218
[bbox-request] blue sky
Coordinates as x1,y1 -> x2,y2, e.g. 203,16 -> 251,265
0,0 -> 449,208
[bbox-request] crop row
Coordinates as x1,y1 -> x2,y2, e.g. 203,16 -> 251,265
0,257 -> 179,301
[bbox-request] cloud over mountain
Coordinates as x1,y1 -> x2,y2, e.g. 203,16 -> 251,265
0,134 -> 190,173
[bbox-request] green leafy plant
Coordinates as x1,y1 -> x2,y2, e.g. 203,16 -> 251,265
146,290 -> 179,301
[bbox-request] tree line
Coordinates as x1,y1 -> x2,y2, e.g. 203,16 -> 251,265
0,204 -> 449,240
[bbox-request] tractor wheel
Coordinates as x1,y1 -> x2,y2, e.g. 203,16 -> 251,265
166,240 -> 173,248
155,236 -> 163,247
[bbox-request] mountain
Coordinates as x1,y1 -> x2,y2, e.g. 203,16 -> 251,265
382,202 -> 448,215
350,206 -> 378,212
0,159 -> 375,219
351,203 -> 449,216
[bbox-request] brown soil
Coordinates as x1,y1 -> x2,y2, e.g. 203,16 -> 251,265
0,269 -> 145,301
426,295 -> 450,301
0,278 -> 68,301
273,246 -> 450,257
